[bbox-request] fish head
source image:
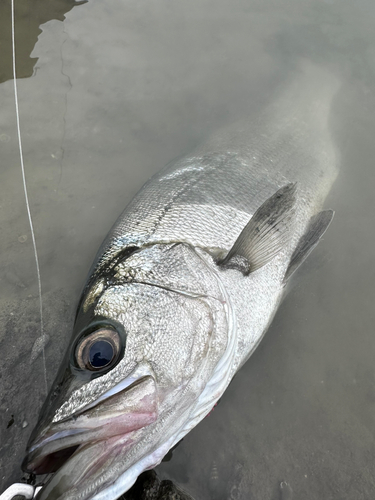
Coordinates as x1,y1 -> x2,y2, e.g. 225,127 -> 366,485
23,243 -> 229,499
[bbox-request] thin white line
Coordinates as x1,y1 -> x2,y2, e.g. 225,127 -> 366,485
11,0 -> 47,394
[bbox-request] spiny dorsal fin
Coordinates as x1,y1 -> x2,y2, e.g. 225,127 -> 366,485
218,183 -> 297,275
283,209 -> 334,283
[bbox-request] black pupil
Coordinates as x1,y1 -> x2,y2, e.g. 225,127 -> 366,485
89,340 -> 114,368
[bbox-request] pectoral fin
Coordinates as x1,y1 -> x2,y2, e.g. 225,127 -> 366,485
283,209 -> 334,283
218,183 -> 297,275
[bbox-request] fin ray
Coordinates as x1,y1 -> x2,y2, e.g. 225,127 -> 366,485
283,209 -> 334,283
219,183 -> 297,274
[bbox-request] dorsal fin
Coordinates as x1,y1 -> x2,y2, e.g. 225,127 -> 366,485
218,183 -> 297,275
283,209 -> 334,283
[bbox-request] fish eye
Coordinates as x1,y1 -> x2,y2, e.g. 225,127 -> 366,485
75,327 -> 121,371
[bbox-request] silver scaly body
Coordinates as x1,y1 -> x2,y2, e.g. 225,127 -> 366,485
23,62 -> 340,500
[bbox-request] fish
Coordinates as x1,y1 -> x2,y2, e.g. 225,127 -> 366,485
22,62 -> 340,500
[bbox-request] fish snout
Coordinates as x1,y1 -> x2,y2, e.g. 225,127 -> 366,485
22,375 -> 158,475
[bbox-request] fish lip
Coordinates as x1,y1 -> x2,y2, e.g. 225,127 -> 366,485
55,373 -> 151,424
28,428 -> 89,455
23,374 -> 158,475
52,360 -> 155,424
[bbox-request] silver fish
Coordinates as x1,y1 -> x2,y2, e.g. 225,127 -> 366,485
23,62 -> 339,500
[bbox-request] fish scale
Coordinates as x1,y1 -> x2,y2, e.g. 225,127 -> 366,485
22,62 -> 340,500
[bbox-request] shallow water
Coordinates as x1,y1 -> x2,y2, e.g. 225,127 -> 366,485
1,0 -> 375,498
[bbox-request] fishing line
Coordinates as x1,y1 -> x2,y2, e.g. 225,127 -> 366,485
11,0 -> 48,394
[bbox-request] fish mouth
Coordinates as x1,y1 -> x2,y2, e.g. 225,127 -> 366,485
22,375 -> 158,478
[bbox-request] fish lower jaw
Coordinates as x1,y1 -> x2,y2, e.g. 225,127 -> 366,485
23,428 -> 137,477
89,435 -> 177,500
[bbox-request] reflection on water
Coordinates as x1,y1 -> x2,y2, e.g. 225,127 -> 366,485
1,0 -> 375,498
0,0 -> 86,84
